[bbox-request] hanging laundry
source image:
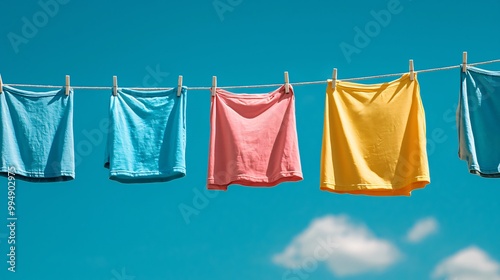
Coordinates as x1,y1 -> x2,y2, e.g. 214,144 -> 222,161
207,85 -> 303,190
457,66 -> 500,177
320,73 -> 430,196
104,87 -> 187,183
0,86 -> 74,182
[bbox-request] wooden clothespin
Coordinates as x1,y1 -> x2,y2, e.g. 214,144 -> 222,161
331,68 -> 337,89
462,51 -> 467,73
409,59 -> 415,81
211,76 -> 217,97
284,71 -> 290,94
65,75 -> 70,96
177,75 -> 183,97
112,76 -> 118,96
0,74 -> 3,94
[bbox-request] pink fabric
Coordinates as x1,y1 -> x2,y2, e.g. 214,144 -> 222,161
207,85 -> 303,190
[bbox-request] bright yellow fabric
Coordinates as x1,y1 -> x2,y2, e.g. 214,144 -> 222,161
320,73 -> 430,196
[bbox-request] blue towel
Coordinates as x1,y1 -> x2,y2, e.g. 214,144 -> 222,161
0,85 -> 74,182
104,87 -> 187,183
458,66 -> 500,177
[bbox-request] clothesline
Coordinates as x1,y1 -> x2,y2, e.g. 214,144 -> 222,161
4,58 -> 500,91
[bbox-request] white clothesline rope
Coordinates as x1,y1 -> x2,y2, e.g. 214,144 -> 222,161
4,58 -> 500,91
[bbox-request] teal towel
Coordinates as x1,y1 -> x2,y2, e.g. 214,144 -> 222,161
0,85 -> 74,182
458,66 -> 500,177
104,87 -> 187,183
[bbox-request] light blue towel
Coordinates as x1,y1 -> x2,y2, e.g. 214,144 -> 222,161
458,66 -> 500,177
0,85 -> 74,182
104,86 -> 187,183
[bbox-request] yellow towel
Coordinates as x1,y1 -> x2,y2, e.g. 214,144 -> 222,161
320,73 -> 430,196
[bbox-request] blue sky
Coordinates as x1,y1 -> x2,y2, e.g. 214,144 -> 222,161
1,0 -> 500,279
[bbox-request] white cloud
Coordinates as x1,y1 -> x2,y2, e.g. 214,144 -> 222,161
406,217 -> 439,243
432,246 -> 500,280
272,215 -> 401,277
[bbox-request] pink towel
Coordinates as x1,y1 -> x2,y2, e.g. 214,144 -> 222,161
207,85 -> 303,190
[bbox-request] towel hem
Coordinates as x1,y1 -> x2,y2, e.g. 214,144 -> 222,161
320,176 -> 430,196
207,171 -> 303,190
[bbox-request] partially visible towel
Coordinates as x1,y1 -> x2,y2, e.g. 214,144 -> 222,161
104,87 -> 187,183
0,85 -> 74,182
321,74 -> 430,196
458,66 -> 500,177
207,85 -> 303,190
